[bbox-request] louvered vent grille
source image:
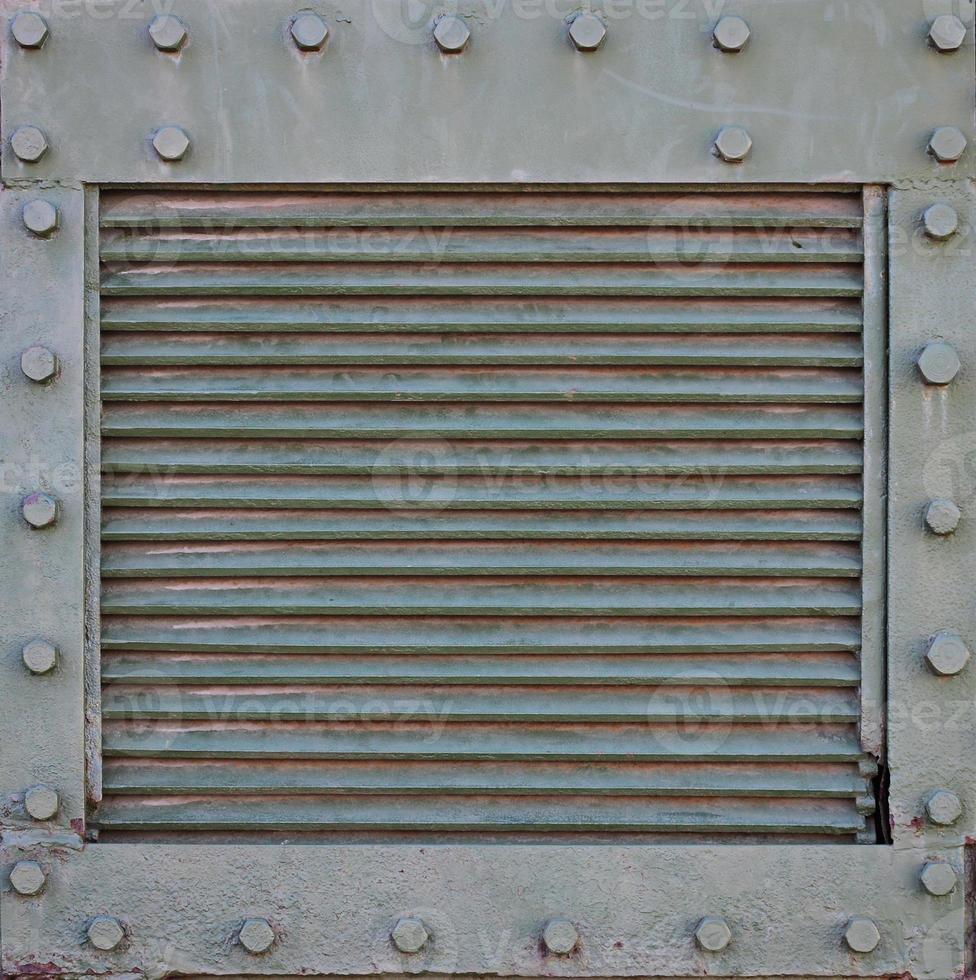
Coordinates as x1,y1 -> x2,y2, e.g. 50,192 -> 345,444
96,189 -> 875,842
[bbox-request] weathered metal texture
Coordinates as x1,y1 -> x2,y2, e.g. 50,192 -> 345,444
886,180 -> 976,846
1,0 -> 974,186
0,844 -> 965,977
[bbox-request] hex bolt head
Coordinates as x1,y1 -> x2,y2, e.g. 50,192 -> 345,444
21,345 -> 59,383
712,16 -> 750,51
22,638 -> 58,675
238,917 -> 275,954
929,15 -> 967,52
152,126 -> 190,162
542,917 -> 579,955
24,784 -> 59,821
433,14 -> 470,53
844,916 -> 881,953
714,125 -> 752,163
22,201 -> 60,238
925,789 -> 963,826
10,125 -> 49,163
924,498 -> 961,535
568,13 -> 607,51
695,915 -> 732,951
925,631 -> 971,676
148,14 -> 188,52
290,12 -> 329,51
9,860 -> 46,896
391,916 -> 429,953
928,127 -> 967,163
922,202 -> 959,240
920,860 -> 957,896
11,11 -> 50,49
22,491 -> 59,529
87,916 -> 125,951
917,341 -> 960,385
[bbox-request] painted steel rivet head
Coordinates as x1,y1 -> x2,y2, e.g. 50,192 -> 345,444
152,126 -> 190,162
929,15 -> 966,52
10,125 -> 49,163
928,127 -> 967,163
714,125 -> 752,162
87,916 -> 125,951
238,917 -> 275,954
925,789 -> 963,826
391,916 -> 429,953
21,346 -> 59,383
11,11 -> 50,49
9,860 -> 46,896
920,860 -> 957,896
712,16 -> 750,51
917,341 -> 960,385
694,915 -> 732,952
22,638 -> 58,675
844,916 -> 881,953
22,200 -> 60,238
22,491 -> 58,529
924,630 -> 971,676
290,12 -> 329,51
148,14 -> 188,51
924,498 -> 961,535
568,12 -> 607,51
433,14 -> 470,53
24,784 -> 59,821
542,917 -> 579,955
922,202 -> 959,240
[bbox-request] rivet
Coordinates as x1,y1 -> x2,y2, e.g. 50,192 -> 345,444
9,860 -> 46,896
568,12 -> 607,51
152,126 -> 190,162
391,916 -> 429,953
148,14 -> 188,52
433,14 -> 470,53
929,15 -> 967,52
924,498 -> 961,535
21,345 -> 59,383
713,125 -> 752,163
712,16 -> 750,52
22,491 -> 59,529
24,784 -> 59,821
925,789 -> 963,826
917,340 -> 960,385
10,125 -> 49,163
924,630 -> 971,676
920,860 -> 957,896
694,915 -> 732,951
238,917 -> 275,954
87,916 -> 125,951
290,12 -> 329,51
928,126 -> 967,163
921,202 -> 959,240
844,916 -> 881,953
542,917 -> 579,955
22,201 -> 60,238
22,638 -> 58,675
11,11 -> 49,49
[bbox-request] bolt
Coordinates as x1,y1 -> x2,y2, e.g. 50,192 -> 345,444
391,916 -> 429,953
921,202 -> 959,240
929,15 -> 966,52
568,13 -> 606,51
149,14 -> 187,52
925,789 -> 963,826
10,125 -> 48,163
928,127 -> 967,163
22,491 -> 58,529
24,784 -> 59,821
290,12 -> 329,51
542,918 -> 579,955
21,346 -> 59,383
694,915 -> 732,951
11,11 -> 49,48
21,201 -> 60,238
916,341 -> 960,385
924,631 -> 971,676
712,16 -> 750,51
22,638 -> 58,675
844,917 -> 880,953
9,860 -> 46,896
238,917 -> 275,954
920,860 -> 957,896
433,14 -> 470,53
924,498 -> 961,535
714,125 -> 752,162
87,916 -> 125,951
152,126 -> 190,162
